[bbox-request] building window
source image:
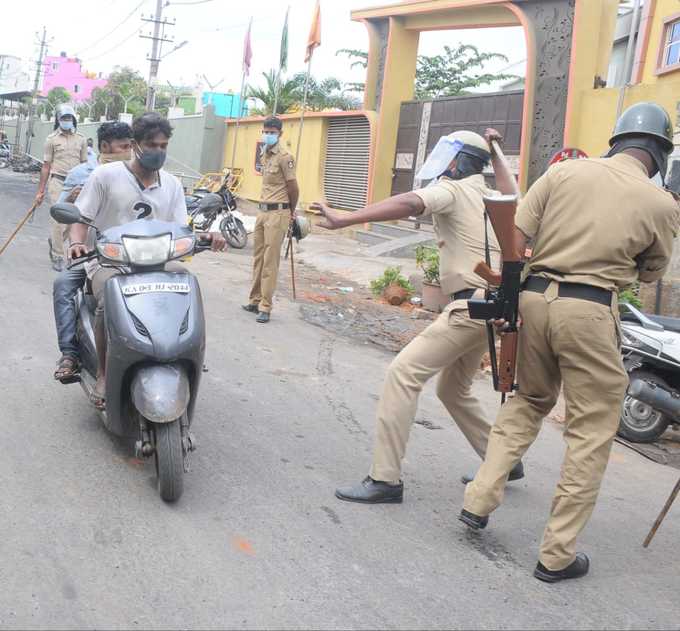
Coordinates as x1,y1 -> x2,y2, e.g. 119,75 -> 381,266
74,84 -> 80,93
52,62 -> 59,71
656,14 -> 680,75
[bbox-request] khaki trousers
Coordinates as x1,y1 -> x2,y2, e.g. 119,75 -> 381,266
48,177 -> 65,258
463,287 -> 628,571
369,308 -> 492,484
248,210 -> 290,313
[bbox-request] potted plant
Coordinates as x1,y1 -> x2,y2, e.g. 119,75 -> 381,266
370,266 -> 414,306
415,245 -> 448,312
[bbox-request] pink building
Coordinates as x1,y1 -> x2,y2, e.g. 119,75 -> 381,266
41,52 -> 107,102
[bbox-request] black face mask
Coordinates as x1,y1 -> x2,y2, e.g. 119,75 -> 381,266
136,147 -> 167,171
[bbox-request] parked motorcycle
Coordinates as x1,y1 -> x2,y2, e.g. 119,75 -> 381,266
618,302 -> 680,443
0,142 -> 10,169
186,184 -> 248,249
51,202 -> 211,502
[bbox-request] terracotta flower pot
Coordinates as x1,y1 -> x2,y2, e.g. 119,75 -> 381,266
383,282 -> 409,306
422,281 -> 448,313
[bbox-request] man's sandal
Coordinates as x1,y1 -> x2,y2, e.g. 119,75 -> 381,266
90,383 -> 106,411
54,356 -> 80,382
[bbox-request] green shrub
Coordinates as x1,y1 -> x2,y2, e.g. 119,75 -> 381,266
370,266 -> 415,297
619,287 -> 642,309
415,245 -> 440,285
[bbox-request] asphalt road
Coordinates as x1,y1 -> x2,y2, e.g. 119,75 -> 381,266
1,169 -> 679,630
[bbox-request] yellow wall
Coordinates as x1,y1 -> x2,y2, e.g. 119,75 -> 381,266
223,111 -> 378,210
641,0 -> 680,84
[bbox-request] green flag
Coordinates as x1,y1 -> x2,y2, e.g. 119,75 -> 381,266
279,7 -> 289,73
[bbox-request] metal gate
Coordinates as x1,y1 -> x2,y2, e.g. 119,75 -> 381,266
323,115 -> 371,210
391,90 -> 524,196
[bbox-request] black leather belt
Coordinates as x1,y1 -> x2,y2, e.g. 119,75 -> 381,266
452,288 -> 476,301
51,173 -> 66,181
258,202 -> 290,211
523,276 -> 613,306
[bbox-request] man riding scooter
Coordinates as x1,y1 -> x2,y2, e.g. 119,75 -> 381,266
53,121 -> 134,382
68,112 -> 226,409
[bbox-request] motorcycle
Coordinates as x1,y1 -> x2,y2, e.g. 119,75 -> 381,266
618,302 -> 680,443
0,142 -> 10,169
51,202 -> 211,502
186,184 -> 248,249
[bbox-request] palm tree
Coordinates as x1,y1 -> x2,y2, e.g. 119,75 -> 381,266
246,70 -> 302,115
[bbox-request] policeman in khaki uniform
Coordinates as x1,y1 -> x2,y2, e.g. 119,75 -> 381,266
242,116 -> 299,323
35,104 -> 88,270
315,129 -> 523,504
460,103 -> 680,583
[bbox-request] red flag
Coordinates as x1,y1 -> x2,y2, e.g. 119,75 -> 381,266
304,1 -> 321,63
243,18 -> 253,75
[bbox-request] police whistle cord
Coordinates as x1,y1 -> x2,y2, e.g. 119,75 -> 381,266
0,201 -> 39,258
643,475 -> 680,548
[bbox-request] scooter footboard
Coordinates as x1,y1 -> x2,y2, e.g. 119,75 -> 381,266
131,363 -> 190,423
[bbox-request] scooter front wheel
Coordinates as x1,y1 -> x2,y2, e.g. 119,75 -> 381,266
154,420 -> 184,502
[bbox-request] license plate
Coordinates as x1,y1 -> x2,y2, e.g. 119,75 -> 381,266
122,282 -> 191,296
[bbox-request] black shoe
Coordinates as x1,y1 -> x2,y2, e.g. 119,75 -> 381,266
335,476 -> 403,504
461,461 -> 525,486
534,553 -> 590,583
256,311 -> 270,323
242,303 -> 259,313
458,509 -> 489,530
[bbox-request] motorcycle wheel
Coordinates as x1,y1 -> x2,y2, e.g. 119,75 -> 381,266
618,370 -> 671,443
154,420 -> 184,502
220,215 -> 248,249
0,159 -> 8,169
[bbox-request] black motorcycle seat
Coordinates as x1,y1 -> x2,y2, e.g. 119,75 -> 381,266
84,293 -> 97,314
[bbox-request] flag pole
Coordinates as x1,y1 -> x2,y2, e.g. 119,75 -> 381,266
272,69 -> 280,116
294,56 -> 312,167
230,18 -> 252,169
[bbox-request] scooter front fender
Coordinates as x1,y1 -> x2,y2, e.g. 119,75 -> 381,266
131,364 -> 190,423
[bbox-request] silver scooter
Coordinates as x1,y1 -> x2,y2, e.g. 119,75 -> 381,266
52,203 -> 209,502
619,302 -> 680,443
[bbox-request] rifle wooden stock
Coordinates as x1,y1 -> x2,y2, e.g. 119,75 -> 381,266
474,261 -> 501,286
498,331 -> 518,393
483,194 -> 521,262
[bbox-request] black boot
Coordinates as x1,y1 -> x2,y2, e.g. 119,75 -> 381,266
335,476 -> 403,504
256,311 -> 271,323
534,553 -> 590,583
461,461 -> 525,486
242,303 -> 259,313
458,509 -> 489,530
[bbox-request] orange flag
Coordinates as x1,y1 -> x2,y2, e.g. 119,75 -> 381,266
304,0 -> 321,63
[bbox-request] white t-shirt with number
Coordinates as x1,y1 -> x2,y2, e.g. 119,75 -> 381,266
75,161 -> 187,275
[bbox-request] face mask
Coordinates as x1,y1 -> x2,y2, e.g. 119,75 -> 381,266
136,147 -> 167,171
59,120 -> 74,132
100,150 -> 132,164
262,132 -> 279,147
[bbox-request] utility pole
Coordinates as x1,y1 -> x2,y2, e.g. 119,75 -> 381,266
141,0 -> 175,110
25,27 -> 49,154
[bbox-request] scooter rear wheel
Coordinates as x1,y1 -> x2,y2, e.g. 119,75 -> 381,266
154,420 -> 184,502
618,370 -> 671,443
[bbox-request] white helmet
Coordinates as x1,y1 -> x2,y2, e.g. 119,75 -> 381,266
416,130 -> 490,181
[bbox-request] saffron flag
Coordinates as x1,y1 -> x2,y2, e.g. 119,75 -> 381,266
243,18 -> 253,75
305,0 -> 321,63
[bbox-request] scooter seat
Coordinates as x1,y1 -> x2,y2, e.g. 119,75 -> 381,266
647,315 -> 680,334
84,293 -> 97,314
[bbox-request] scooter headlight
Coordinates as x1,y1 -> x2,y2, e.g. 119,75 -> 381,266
122,234 -> 172,266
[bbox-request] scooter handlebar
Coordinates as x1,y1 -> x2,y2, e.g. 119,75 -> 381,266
66,251 -> 97,269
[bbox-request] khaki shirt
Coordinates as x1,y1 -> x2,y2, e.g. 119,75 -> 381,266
44,129 -> 88,177
413,174 -> 501,296
260,144 -> 296,203
516,154 -> 680,291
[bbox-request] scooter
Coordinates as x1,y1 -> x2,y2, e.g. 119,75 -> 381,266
618,302 -> 680,443
51,202 -> 210,502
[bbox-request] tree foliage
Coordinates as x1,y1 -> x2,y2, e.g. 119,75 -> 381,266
335,44 -> 519,99
39,87 -> 71,118
246,70 -> 360,116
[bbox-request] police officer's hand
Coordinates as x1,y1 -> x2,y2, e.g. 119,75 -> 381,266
206,232 -> 227,252
484,128 -> 503,152
311,201 -> 344,230
34,190 -> 46,206
69,242 -> 89,261
66,186 -> 82,203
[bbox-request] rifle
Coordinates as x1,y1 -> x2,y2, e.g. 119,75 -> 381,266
467,194 -> 523,396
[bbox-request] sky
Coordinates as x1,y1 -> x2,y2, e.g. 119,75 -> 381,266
5,0 -> 526,97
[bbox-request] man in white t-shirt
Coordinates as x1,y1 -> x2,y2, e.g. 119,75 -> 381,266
70,112 -> 226,409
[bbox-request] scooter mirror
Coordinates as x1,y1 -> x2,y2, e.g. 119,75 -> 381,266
50,202 -> 83,225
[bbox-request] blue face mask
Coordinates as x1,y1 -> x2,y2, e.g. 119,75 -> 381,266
59,120 -> 74,132
262,132 -> 279,147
